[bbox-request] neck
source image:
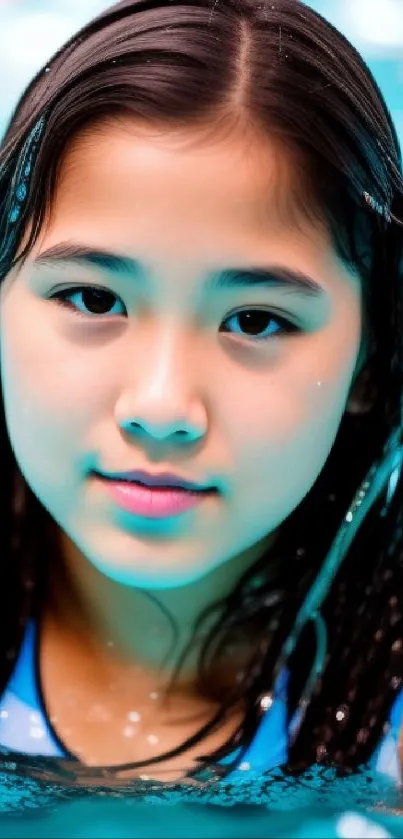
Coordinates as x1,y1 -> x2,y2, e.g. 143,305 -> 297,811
48,529 -> 276,695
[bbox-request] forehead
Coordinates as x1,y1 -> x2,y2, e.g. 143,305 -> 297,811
47,118 -> 328,246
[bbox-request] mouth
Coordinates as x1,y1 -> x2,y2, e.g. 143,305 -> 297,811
93,471 -> 218,520
94,469 -> 218,493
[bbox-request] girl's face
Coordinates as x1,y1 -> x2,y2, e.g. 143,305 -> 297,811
0,121 -> 363,589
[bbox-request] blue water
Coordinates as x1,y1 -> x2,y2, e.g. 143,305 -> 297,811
0,757 -> 400,837
0,801 -> 400,838
0,790 -> 401,837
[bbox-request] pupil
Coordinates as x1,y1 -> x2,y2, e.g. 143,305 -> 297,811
83,288 -> 115,314
238,311 -> 270,335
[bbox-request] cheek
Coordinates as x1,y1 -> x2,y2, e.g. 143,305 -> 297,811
224,340 -> 358,510
1,305 -> 111,434
0,309 -> 117,490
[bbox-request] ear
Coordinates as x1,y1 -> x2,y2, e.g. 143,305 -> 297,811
346,339 -> 377,415
346,367 -> 377,415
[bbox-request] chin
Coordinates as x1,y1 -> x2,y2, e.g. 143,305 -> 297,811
90,553 -> 215,590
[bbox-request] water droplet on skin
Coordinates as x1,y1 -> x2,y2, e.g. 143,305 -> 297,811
147,734 -> 159,745
127,710 -> 141,723
149,691 -> 159,701
87,704 -> 111,723
124,726 -> 135,738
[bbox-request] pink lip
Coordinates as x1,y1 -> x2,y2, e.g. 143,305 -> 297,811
100,478 -> 215,519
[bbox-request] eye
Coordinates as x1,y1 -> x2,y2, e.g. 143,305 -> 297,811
220,308 -> 300,341
50,286 -> 126,317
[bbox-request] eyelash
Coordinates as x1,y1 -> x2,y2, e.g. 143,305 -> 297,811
49,285 -> 302,341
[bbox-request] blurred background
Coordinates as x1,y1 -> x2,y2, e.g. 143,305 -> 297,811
0,0 -> 402,143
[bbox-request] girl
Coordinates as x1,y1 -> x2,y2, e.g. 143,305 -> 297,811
0,0 -> 401,824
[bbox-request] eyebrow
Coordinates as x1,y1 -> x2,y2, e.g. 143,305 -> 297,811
33,242 -> 325,298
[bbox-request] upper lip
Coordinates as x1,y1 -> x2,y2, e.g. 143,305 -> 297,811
97,469 -> 216,492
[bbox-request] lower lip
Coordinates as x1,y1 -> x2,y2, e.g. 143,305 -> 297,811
100,479 -> 215,519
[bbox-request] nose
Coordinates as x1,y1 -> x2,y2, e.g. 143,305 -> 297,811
115,329 -> 208,445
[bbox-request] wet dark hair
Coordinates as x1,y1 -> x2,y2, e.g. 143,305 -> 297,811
0,0 -> 402,795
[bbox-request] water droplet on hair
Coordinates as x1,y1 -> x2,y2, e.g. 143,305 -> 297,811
16,184 -> 27,202
357,727 -> 369,743
8,207 -> 20,224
